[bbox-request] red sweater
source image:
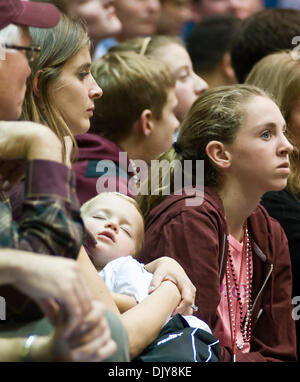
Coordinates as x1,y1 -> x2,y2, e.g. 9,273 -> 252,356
139,187 -> 297,362
73,133 -> 135,205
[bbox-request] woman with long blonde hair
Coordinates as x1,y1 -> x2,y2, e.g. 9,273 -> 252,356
22,13 -> 102,163
245,50 -> 300,359
137,84 -> 297,361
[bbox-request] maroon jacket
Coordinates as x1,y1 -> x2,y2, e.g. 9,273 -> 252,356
73,133 -> 135,205
139,187 -> 297,362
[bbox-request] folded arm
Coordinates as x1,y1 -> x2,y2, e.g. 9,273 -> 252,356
0,122 -> 84,256
77,248 -> 182,358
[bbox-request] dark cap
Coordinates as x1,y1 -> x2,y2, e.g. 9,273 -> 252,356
0,0 -> 60,31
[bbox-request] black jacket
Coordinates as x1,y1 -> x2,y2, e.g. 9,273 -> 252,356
261,188 -> 300,359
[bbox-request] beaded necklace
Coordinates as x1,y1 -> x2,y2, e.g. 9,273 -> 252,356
225,223 -> 253,361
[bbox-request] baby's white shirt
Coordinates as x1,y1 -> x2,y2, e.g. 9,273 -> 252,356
100,256 -> 212,334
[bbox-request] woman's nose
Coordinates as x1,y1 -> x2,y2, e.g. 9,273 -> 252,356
90,76 -> 103,99
279,133 -> 293,155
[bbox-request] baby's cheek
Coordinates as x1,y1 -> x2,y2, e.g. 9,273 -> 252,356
118,238 -> 137,257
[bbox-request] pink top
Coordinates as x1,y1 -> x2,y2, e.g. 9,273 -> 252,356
216,234 -> 252,353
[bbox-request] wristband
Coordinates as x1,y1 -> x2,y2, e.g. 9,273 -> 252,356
21,335 -> 37,362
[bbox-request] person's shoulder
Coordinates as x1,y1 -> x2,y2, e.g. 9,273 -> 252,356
262,188 -> 299,204
74,133 -> 125,169
76,133 -> 118,154
252,203 -> 288,241
145,187 -> 225,231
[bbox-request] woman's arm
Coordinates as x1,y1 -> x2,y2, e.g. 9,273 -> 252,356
0,122 -> 84,257
122,280 -> 181,359
111,293 -> 137,313
77,247 -> 121,316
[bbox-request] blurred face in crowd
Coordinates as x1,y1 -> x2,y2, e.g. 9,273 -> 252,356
288,97 -> 300,150
148,88 -> 180,159
154,43 -> 208,122
158,0 -> 194,36
49,46 -> 102,135
198,0 -> 263,20
0,27 -> 31,120
73,0 -> 122,41
115,0 -> 161,40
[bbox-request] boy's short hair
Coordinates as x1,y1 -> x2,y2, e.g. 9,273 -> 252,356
90,51 -> 175,142
186,14 -> 241,75
81,192 -> 145,255
230,8 -> 300,83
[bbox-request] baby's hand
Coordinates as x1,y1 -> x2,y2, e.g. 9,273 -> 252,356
146,257 -> 196,316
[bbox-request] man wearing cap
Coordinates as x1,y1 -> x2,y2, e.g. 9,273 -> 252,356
0,0 -> 82,253
0,0 -> 60,120
0,0 -> 129,362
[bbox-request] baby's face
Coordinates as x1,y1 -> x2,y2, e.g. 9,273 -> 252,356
84,194 -> 143,270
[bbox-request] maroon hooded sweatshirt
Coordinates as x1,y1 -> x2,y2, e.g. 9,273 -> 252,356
73,133 -> 135,205
139,187 -> 297,362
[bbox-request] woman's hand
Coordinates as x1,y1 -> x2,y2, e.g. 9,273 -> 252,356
144,257 -> 196,316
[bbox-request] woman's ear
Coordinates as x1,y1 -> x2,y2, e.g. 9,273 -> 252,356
206,140 -> 232,169
32,70 -> 43,97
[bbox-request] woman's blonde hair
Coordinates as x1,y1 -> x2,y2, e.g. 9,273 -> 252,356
245,50 -> 300,196
137,84 -> 269,218
22,13 -> 89,163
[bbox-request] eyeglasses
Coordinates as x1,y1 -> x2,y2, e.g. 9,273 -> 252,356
4,44 -> 41,63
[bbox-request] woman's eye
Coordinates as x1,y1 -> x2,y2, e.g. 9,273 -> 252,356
79,71 -> 90,80
261,130 -> 271,139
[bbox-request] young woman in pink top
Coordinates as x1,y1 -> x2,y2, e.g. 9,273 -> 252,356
137,84 -> 297,361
